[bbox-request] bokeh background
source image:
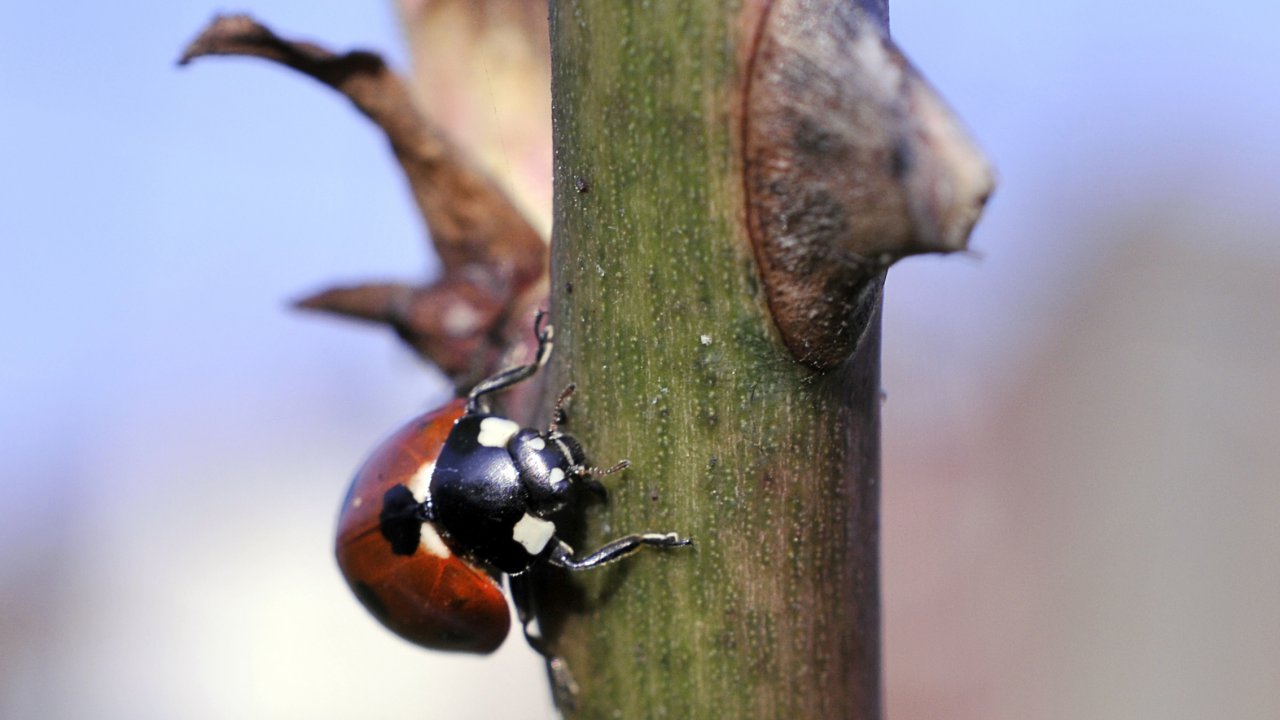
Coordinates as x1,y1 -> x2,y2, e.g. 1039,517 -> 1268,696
3,2 -> 1277,718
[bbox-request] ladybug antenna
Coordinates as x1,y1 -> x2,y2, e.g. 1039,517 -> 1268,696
547,383 -> 576,434
586,459 -> 630,478
467,310 -> 553,413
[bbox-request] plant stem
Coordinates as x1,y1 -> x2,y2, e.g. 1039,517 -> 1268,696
540,3 -> 884,717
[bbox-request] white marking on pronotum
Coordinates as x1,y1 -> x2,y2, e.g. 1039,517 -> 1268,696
549,467 -> 565,486
512,513 -> 557,555
477,417 -> 521,448
419,523 -> 452,558
527,436 -> 546,451
552,437 -> 575,461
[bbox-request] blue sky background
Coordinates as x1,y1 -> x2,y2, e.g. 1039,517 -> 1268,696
3,2 -> 1278,718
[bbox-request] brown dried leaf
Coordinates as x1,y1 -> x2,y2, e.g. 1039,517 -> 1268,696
181,15 -> 544,291
180,14 -> 550,386
396,0 -> 553,236
295,279 -> 507,388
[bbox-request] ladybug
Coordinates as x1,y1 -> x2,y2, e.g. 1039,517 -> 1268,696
335,311 -> 691,655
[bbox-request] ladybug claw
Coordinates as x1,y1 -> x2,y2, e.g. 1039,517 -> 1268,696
548,656 -> 580,711
533,308 -> 553,344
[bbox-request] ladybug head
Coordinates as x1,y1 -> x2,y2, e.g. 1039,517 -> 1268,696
511,428 -> 586,479
508,427 -> 594,514
547,431 -> 587,475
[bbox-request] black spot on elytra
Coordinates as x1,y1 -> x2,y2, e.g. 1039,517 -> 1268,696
380,484 -> 424,556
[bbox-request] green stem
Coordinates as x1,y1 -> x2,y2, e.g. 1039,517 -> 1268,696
540,2 -> 884,718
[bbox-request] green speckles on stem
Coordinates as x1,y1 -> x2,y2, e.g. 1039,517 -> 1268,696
548,2 -> 882,718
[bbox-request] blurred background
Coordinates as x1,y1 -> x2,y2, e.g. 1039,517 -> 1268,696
2,1 -> 1277,718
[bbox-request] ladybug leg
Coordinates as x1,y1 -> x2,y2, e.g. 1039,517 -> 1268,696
508,573 -> 580,708
466,310 -> 553,413
508,572 -> 554,656
547,534 -> 692,571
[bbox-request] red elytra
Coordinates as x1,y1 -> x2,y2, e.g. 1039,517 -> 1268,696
334,399 -> 511,653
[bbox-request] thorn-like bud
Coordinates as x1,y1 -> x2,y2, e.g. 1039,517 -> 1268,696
744,0 -> 994,369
